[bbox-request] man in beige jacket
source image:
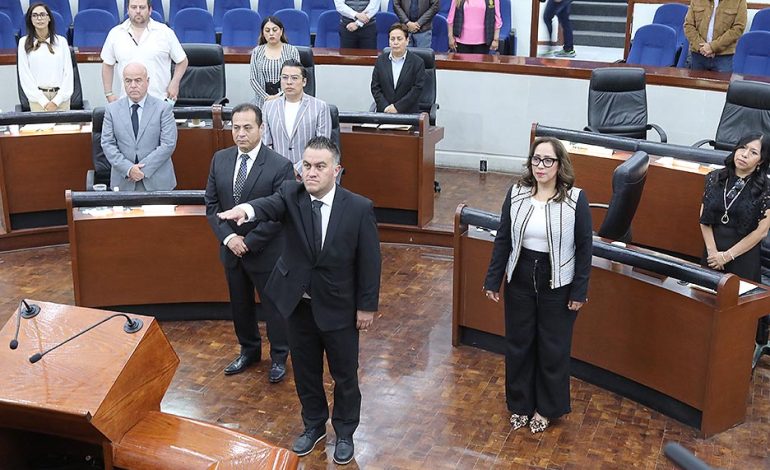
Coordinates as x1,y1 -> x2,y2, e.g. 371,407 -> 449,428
684,0 -> 747,72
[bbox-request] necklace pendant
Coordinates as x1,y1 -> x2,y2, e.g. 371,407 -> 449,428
721,212 -> 730,224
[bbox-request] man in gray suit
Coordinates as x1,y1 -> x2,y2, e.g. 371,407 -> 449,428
393,0 -> 439,48
262,60 -> 331,177
101,62 -> 178,191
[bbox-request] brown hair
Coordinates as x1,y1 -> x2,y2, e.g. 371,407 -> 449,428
24,3 -> 56,54
518,136 -> 575,202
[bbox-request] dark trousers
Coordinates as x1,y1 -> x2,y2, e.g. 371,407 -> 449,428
225,263 -> 289,363
690,52 -> 734,73
339,22 -> 377,50
456,43 -> 490,54
504,248 -> 576,419
288,299 -> 361,438
543,0 -> 574,51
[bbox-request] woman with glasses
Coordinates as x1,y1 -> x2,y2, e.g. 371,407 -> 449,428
483,137 -> 592,434
249,16 -> 300,109
17,3 -> 73,112
700,134 -> 770,347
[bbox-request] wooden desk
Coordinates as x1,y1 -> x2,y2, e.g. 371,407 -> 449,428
340,121 -> 444,227
67,203 -> 228,315
572,149 -> 710,259
452,211 -> 770,436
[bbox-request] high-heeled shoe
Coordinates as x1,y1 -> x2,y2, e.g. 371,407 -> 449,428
510,413 -> 529,430
529,415 -> 549,433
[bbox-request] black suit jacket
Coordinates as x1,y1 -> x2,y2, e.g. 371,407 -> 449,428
247,181 -> 382,331
371,51 -> 426,114
205,145 -> 294,272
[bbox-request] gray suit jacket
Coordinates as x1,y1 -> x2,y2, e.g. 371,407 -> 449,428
262,94 -> 331,174
101,95 -> 178,191
393,0 -> 440,31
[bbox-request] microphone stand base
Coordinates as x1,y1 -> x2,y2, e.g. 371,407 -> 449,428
124,318 -> 143,334
21,304 -> 41,319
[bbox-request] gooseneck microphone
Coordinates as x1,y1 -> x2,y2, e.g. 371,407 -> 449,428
9,299 -> 41,350
29,313 -> 143,364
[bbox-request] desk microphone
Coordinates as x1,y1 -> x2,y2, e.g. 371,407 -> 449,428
29,313 -> 143,364
9,299 -> 41,350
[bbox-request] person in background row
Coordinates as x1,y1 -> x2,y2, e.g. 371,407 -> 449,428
484,137 -> 592,434
249,16 -> 300,109
101,0 -> 188,102
371,23 -> 426,114
101,63 -> 177,191
447,0 -> 502,54
17,3 -> 73,112
335,0 -> 379,50
392,0 -> 440,48
699,134 -> 770,353
262,60 -> 331,177
541,0 -> 576,58
684,0 -> 747,73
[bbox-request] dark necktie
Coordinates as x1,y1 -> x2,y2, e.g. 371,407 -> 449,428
233,155 -> 249,202
131,103 -> 140,138
311,199 -> 323,256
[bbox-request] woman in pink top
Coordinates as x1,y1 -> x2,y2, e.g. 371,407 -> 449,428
447,0 -> 502,54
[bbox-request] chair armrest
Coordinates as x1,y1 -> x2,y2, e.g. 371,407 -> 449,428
584,125 -> 601,133
692,139 -> 715,148
429,103 -> 437,126
86,170 -> 95,191
588,203 -> 609,210
614,59 -> 626,64
215,97 -> 229,106
647,123 -> 667,143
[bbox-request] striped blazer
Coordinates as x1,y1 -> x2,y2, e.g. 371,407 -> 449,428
262,94 -> 332,174
249,43 -> 300,108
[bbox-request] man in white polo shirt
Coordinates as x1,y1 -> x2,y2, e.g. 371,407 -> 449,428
101,0 -> 188,103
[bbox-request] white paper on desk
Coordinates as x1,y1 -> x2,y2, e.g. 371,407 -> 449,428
141,204 -> 177,215
378,124 -> 412,131
670,159 -> 702,170
53,124 -> 81,132
20,123 -> 55,132
688,280 -> 763,296
359,123 -> 379,129
566,141 -> 613,157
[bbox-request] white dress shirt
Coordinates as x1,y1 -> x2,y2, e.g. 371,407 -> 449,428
707,0 -> 720,42
223,143 -> 262,247
101,19 -> 187,100
389,50 -> 407,88
17,35 -> 74,108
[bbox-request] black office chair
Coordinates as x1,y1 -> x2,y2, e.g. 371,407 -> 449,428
296,46 -> 315,97
586,67 -> 667,143
175,44 -> 228,107
86,107 -> 110,190
589,150 -> 650,243
17,47 -> 89,111
370,47 -> 438,125
693,80 -> 770,151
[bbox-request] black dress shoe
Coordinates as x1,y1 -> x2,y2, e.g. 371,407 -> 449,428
333,437 -> 354,465
291,427 -> 326,456
269,362 -> 286,383
223,354 -> 259,376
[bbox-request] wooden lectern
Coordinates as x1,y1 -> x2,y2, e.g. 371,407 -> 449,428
0,301 -> 298,469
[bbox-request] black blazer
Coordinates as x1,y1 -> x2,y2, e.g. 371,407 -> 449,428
247,181 -> 381,331
205,145 -> 295,272
371,51 -> 426,114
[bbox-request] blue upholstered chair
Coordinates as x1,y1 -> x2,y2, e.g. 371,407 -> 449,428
79,0 -> 120,23
173,8 -> 216,44
213,0 -> 250,33
275,8 -> 311,46
40,0 -> 72,28
652,3 -> 688,64
627,24 -> 678,67
221,8 -> 262,46
431,15 -> 449,53
750,8 -> 770,32
258,0 -> 294,19
301,0 -> 334,34
73,9 -> 116,47
0,12 -> 15,49
168,0 -> 207,27
0,0 -> 24,35
314,9 -> 340,48
733,31 -> 770,77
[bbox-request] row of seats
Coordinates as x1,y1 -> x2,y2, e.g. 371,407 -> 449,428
627,4 -> 770,76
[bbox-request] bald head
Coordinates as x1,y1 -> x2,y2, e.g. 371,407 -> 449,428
123,63 -> 150,102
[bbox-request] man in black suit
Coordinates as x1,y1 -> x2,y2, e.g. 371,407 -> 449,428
205,102 -> 295,382
371,23 -> 426,114
217,136 -> 381,465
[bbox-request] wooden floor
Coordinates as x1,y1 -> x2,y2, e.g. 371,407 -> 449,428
1,169 -> 769,469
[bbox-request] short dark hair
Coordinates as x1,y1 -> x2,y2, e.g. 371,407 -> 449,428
389,23 -> 408,36
281,59 -> 307,79
232,103 -> 263,126
305,136 -> 340,165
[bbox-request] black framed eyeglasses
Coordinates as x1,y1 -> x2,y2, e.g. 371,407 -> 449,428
530,156 -> 557,168
31,13 -> 49,19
